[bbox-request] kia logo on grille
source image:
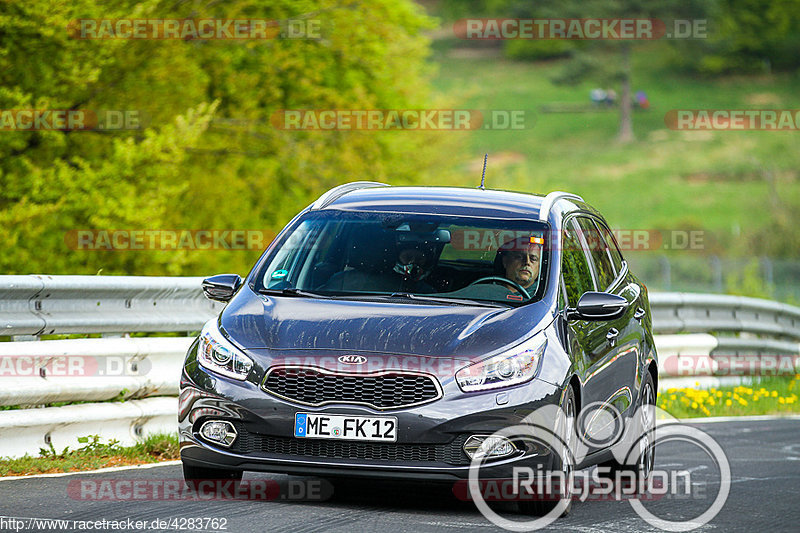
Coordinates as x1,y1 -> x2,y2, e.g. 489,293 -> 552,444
338,355 -> 367,365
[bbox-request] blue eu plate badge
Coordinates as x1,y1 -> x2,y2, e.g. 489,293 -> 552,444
294,413 -> 307,437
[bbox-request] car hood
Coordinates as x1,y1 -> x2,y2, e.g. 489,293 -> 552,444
219,288 -> 554,361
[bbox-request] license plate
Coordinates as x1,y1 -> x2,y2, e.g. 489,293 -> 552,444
294,413 -> 397,442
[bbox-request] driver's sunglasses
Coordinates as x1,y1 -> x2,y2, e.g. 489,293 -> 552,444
508,251 -> 540,263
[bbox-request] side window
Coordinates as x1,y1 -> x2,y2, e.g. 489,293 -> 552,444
576,217 -> 616,291
561,219 -> 595,308
597,222 -> 625,274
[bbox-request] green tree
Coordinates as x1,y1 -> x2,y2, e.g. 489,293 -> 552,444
0,0 -> 448,276
702,0 -> 800,73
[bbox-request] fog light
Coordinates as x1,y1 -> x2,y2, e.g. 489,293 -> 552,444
463,435 -> 517,459
199,420 -> 237,447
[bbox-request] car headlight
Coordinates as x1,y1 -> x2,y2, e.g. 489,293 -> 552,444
197,319 -> 253,380
455,334 -> 546,392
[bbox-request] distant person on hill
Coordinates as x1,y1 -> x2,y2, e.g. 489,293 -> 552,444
635,90 -> 650,110
590,88 -> 607,107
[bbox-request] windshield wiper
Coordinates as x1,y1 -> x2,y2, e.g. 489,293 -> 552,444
258,288 -> 328,298
384,292 -> 508,308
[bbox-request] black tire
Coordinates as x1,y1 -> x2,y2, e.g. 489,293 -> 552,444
519,386 -> 576,517
182,461 -> 243,487
597,372 -> 656,487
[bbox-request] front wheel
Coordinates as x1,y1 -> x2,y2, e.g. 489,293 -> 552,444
519,386 -> 576,517
597,372 -> 656,484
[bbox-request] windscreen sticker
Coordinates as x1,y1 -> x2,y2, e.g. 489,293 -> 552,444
270,269 -> 288,279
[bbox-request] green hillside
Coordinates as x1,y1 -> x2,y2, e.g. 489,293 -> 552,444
429,41 -> 800,258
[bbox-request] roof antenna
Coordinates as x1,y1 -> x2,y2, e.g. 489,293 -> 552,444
479,153 -> 488,190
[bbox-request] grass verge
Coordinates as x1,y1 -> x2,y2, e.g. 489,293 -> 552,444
0,433 -> 179,478
659,374 -> 800,418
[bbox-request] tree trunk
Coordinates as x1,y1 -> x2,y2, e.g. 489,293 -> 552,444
618,42 -> 634,143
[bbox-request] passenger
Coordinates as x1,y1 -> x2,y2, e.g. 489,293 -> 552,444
393,241 -> 436,293
321,232 -> 437,293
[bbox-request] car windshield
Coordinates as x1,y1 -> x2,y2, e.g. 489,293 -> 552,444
255,210 -> 550,305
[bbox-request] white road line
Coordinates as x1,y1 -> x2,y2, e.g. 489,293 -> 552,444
0,460 -> 181,482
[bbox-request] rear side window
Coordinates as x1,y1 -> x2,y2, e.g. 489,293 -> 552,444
561,219 -> 595,307
576,217 -> 616,291
597,222 -> 625,273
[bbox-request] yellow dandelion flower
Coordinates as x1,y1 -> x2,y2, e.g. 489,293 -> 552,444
725,399 -> 732,406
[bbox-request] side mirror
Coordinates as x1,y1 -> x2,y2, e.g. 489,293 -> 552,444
202,274 -> 242,302
566,291 -> 628,321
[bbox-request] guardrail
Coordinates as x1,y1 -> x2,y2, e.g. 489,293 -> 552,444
0,275 -> 798,459
649,292 -> 800,345
0,275 -> 222,337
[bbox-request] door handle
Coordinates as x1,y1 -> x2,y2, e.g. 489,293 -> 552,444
634,307 -> 646,322
606,328 -> 619,346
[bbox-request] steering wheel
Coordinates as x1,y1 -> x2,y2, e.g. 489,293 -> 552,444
466,276 -> 531,300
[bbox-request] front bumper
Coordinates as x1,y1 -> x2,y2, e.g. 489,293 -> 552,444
179,345 -> 564,481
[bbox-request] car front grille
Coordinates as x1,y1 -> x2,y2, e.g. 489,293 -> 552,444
261,366 -> 442,410
228,424 -> 471,465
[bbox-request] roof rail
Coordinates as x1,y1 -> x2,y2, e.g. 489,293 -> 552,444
538,191 -> 584,221
311,181 -> 390,210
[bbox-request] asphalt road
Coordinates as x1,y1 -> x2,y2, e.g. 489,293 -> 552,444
2,417 -> 799,533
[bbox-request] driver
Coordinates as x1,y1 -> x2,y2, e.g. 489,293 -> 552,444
495,236 -> 543,293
